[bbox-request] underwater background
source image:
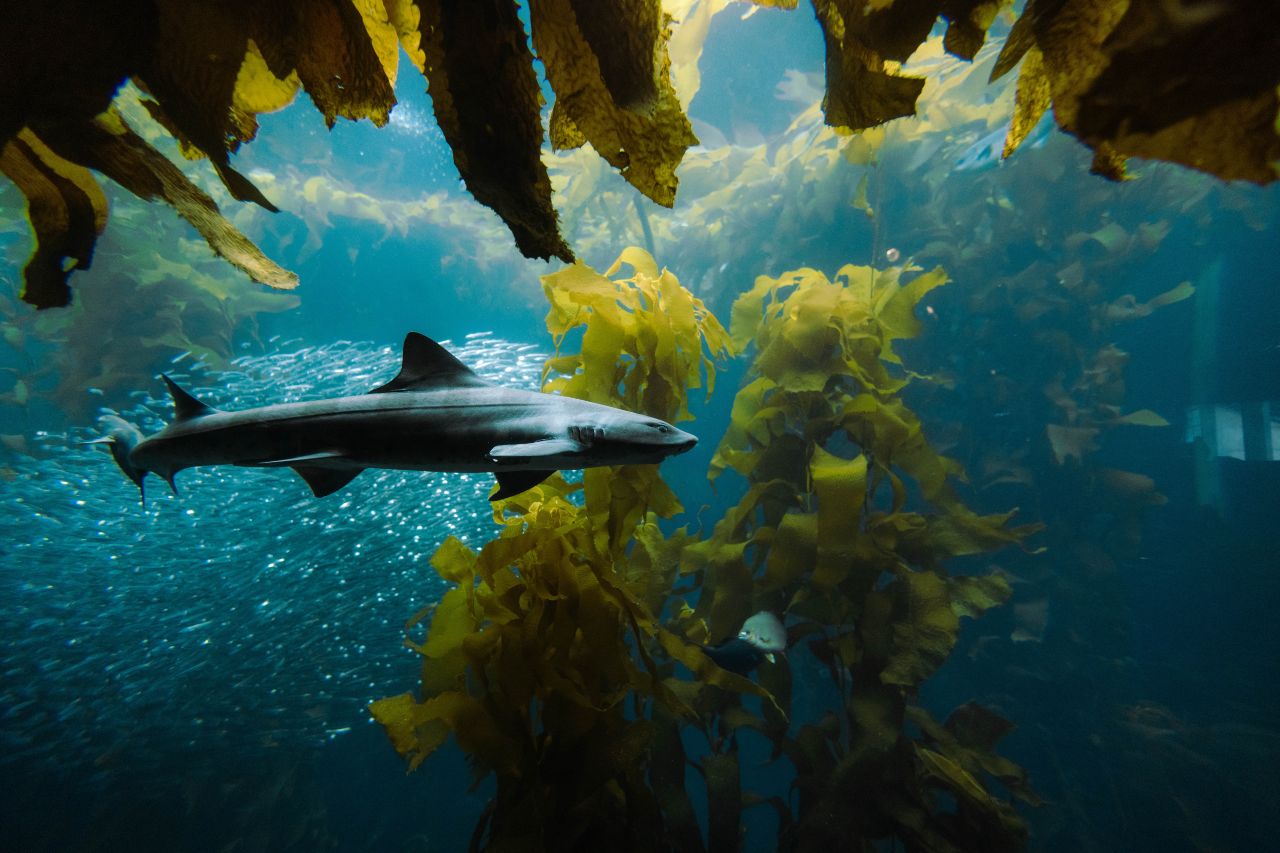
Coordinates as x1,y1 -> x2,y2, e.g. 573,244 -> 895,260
2,4 -> 1279,852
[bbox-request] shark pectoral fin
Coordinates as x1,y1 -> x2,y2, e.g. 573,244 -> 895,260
293,466 -> 363,498
491,470 -> 554,501
488,439 -> 581,462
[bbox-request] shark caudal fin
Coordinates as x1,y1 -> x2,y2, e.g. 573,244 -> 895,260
93,415 -> 148,501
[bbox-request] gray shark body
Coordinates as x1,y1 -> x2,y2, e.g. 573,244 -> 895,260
103,333 -> 697,501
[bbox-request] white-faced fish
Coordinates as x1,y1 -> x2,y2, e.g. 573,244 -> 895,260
703,611 -> 787,676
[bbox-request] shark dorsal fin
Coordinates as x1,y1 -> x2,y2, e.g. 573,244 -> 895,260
370,332 -> 490,393
161,375 -> 218,422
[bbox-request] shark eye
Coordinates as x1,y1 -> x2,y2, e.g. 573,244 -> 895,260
649,422 -> 671,434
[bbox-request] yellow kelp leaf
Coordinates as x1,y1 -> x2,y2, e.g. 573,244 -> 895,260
920,508 -> 1040,559
351,0 -> 403,88
917,745 -> 994,808
762,511 -> 818,592
422,585 -> 476,658
811,0 -> 927,131
949,572 -> 1012,619
1003,45 -> 1049,158
33,113 -> 298,292
1104,281 -> 1195,322
810,447 -> 867,590
430,535 -> 477,584
875,266 -> 949,345
530,0 -> 698,206
543,248 -> 729,423
852,171 -> 874,217
1046,423 -> 1098,465
728,273 -> 785,351
0,130 -> 108,309
385,0 -> 426,70
231,40 -> 301,117
369,693 -> 447,770
1113,409 -> 1169,428
414,0 -> 571,261
1017,0 -> 1280,183
881,569 -> 960,687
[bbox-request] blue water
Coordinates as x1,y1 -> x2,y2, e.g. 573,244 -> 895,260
3,6 -> 1279,852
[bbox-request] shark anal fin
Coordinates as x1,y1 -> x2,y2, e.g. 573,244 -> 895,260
161,374 -> 219,422
489,438 -> 582,461
293,466 -> 363,498
491,470 -> 553,501
369,332 -> 491,393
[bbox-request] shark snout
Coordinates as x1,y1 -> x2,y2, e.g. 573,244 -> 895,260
669,428 -> 698,454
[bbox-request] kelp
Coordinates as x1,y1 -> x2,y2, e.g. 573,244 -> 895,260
372,250 -> 1038,849
993,0 -> 1280,182
0,131 -> 107,309
415,0 -> 571,262
532,0 -> 697,209
0,179 -> 298,421
681,261 -> 1040,851
1,0 -> 406,305
8,0 -> 1274,307
372,249 -> 756,850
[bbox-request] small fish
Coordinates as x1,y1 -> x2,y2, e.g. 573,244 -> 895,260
703,611 -> 787,676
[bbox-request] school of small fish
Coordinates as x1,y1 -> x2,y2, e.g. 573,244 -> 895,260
0,334 -> 545,787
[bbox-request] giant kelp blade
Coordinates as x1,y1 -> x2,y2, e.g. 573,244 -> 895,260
0,131 -> 108,309
811,0 -> 926,131
1003,46 -> 1050,158
33,111 -> 298,291
142,0 -> 397,190
568,0 -> 660,113
410,0 -> 571,262
530,0 -> 698,207
1014,0 -> 1280,183
1078,0 -> 1280,141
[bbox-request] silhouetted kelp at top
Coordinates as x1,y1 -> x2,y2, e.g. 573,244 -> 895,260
371,248 -> 1039,851
2,1 -> 1277,308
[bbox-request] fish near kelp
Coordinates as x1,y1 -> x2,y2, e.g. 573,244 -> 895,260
97,333 -> 697,502
703,611 -> 788,676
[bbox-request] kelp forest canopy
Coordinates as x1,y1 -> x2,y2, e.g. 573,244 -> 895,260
1,0 -> 1278,309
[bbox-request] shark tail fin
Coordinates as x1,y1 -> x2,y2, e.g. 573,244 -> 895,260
94,415 -> 148,502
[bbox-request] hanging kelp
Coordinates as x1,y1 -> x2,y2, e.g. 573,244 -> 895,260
530,0 -> 697,207
4,0 -> 1276,308
413,0 -> 571,262
993,0 -> 1280,181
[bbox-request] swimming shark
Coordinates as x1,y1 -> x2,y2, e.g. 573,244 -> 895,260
99,332 -> 698,501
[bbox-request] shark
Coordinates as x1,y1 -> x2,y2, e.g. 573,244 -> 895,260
99,332 -> 698,502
